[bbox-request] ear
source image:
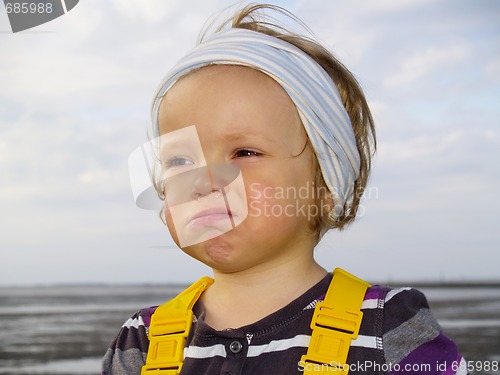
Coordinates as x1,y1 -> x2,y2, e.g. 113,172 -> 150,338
159,180 -> 165,198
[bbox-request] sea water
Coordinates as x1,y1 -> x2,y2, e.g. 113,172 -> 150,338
0,284 -> 499,375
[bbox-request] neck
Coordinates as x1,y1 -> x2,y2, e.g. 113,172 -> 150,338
200,257 -> 327,330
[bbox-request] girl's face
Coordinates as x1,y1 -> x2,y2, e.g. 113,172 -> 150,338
158,65 -> 320,273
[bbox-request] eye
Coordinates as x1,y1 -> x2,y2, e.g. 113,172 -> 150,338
232,148 -> 263,159
164,156 -> 194,169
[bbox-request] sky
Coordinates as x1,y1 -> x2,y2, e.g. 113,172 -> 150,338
0,0 -> 499,286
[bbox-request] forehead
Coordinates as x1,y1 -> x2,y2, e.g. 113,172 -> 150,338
157,65 -> 303,140
164,64 -> 287,99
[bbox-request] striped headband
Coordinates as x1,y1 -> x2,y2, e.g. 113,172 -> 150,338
151,28 -> 360,219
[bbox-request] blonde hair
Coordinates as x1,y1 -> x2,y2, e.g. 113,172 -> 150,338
156,3 -> 376,236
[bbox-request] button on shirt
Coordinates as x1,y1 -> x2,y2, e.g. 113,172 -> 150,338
102,273 -> 467,375
229,341 -> 243,354
179,276 -> 332,375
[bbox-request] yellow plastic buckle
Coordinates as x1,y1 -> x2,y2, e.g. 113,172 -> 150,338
142,333 -> 185,373
300,305 -> 363,373
312,301 -> 363,337
149,311 -> 193,337
141,277 -> 213,375
141,311 -> 193,375
300,306 -> 362,374
301,326 -> 352,370
301,268 -> 369,375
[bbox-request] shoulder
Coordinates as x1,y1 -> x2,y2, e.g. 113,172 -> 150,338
111,306 -> 157,351
101,306 -> 158,375
375,286 -> 466,373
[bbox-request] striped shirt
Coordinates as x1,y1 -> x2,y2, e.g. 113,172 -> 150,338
102,273 -> 466,375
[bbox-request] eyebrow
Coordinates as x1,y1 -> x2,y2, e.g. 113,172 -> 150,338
222,130 -> 280,146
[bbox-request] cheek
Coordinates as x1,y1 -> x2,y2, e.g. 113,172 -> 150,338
244,171 -> 320,227
247,181 -> 272,204
245,181 -> 297,225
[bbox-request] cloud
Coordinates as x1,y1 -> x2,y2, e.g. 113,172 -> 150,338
385,45 -> 469,87
1,0 -> 499,284
485,57 -> 500,82
108,0 -> 181,23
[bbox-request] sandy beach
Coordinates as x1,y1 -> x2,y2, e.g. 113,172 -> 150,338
0,283 -> 498,375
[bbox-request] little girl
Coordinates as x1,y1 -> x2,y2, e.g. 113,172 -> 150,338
103,4 -> 467,375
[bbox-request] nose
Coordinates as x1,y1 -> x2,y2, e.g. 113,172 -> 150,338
191,166 -> 217,200
164,163 -> 241,206
191,163 -> 241,200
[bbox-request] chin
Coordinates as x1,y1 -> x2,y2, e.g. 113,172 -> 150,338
182,234 -> 236,268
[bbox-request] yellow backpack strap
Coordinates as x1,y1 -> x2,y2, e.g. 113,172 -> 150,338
141,276 -> 214,375
301,268 -> 370,374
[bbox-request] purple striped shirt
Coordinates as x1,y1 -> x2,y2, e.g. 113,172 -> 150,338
102,273 -> 466,375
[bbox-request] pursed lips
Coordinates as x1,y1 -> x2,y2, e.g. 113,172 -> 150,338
188,207 -> 236,226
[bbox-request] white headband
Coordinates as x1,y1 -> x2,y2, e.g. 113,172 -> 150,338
147,28 -> 360,219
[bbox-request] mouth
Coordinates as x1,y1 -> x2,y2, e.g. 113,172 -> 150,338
189,208 -> 236,227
